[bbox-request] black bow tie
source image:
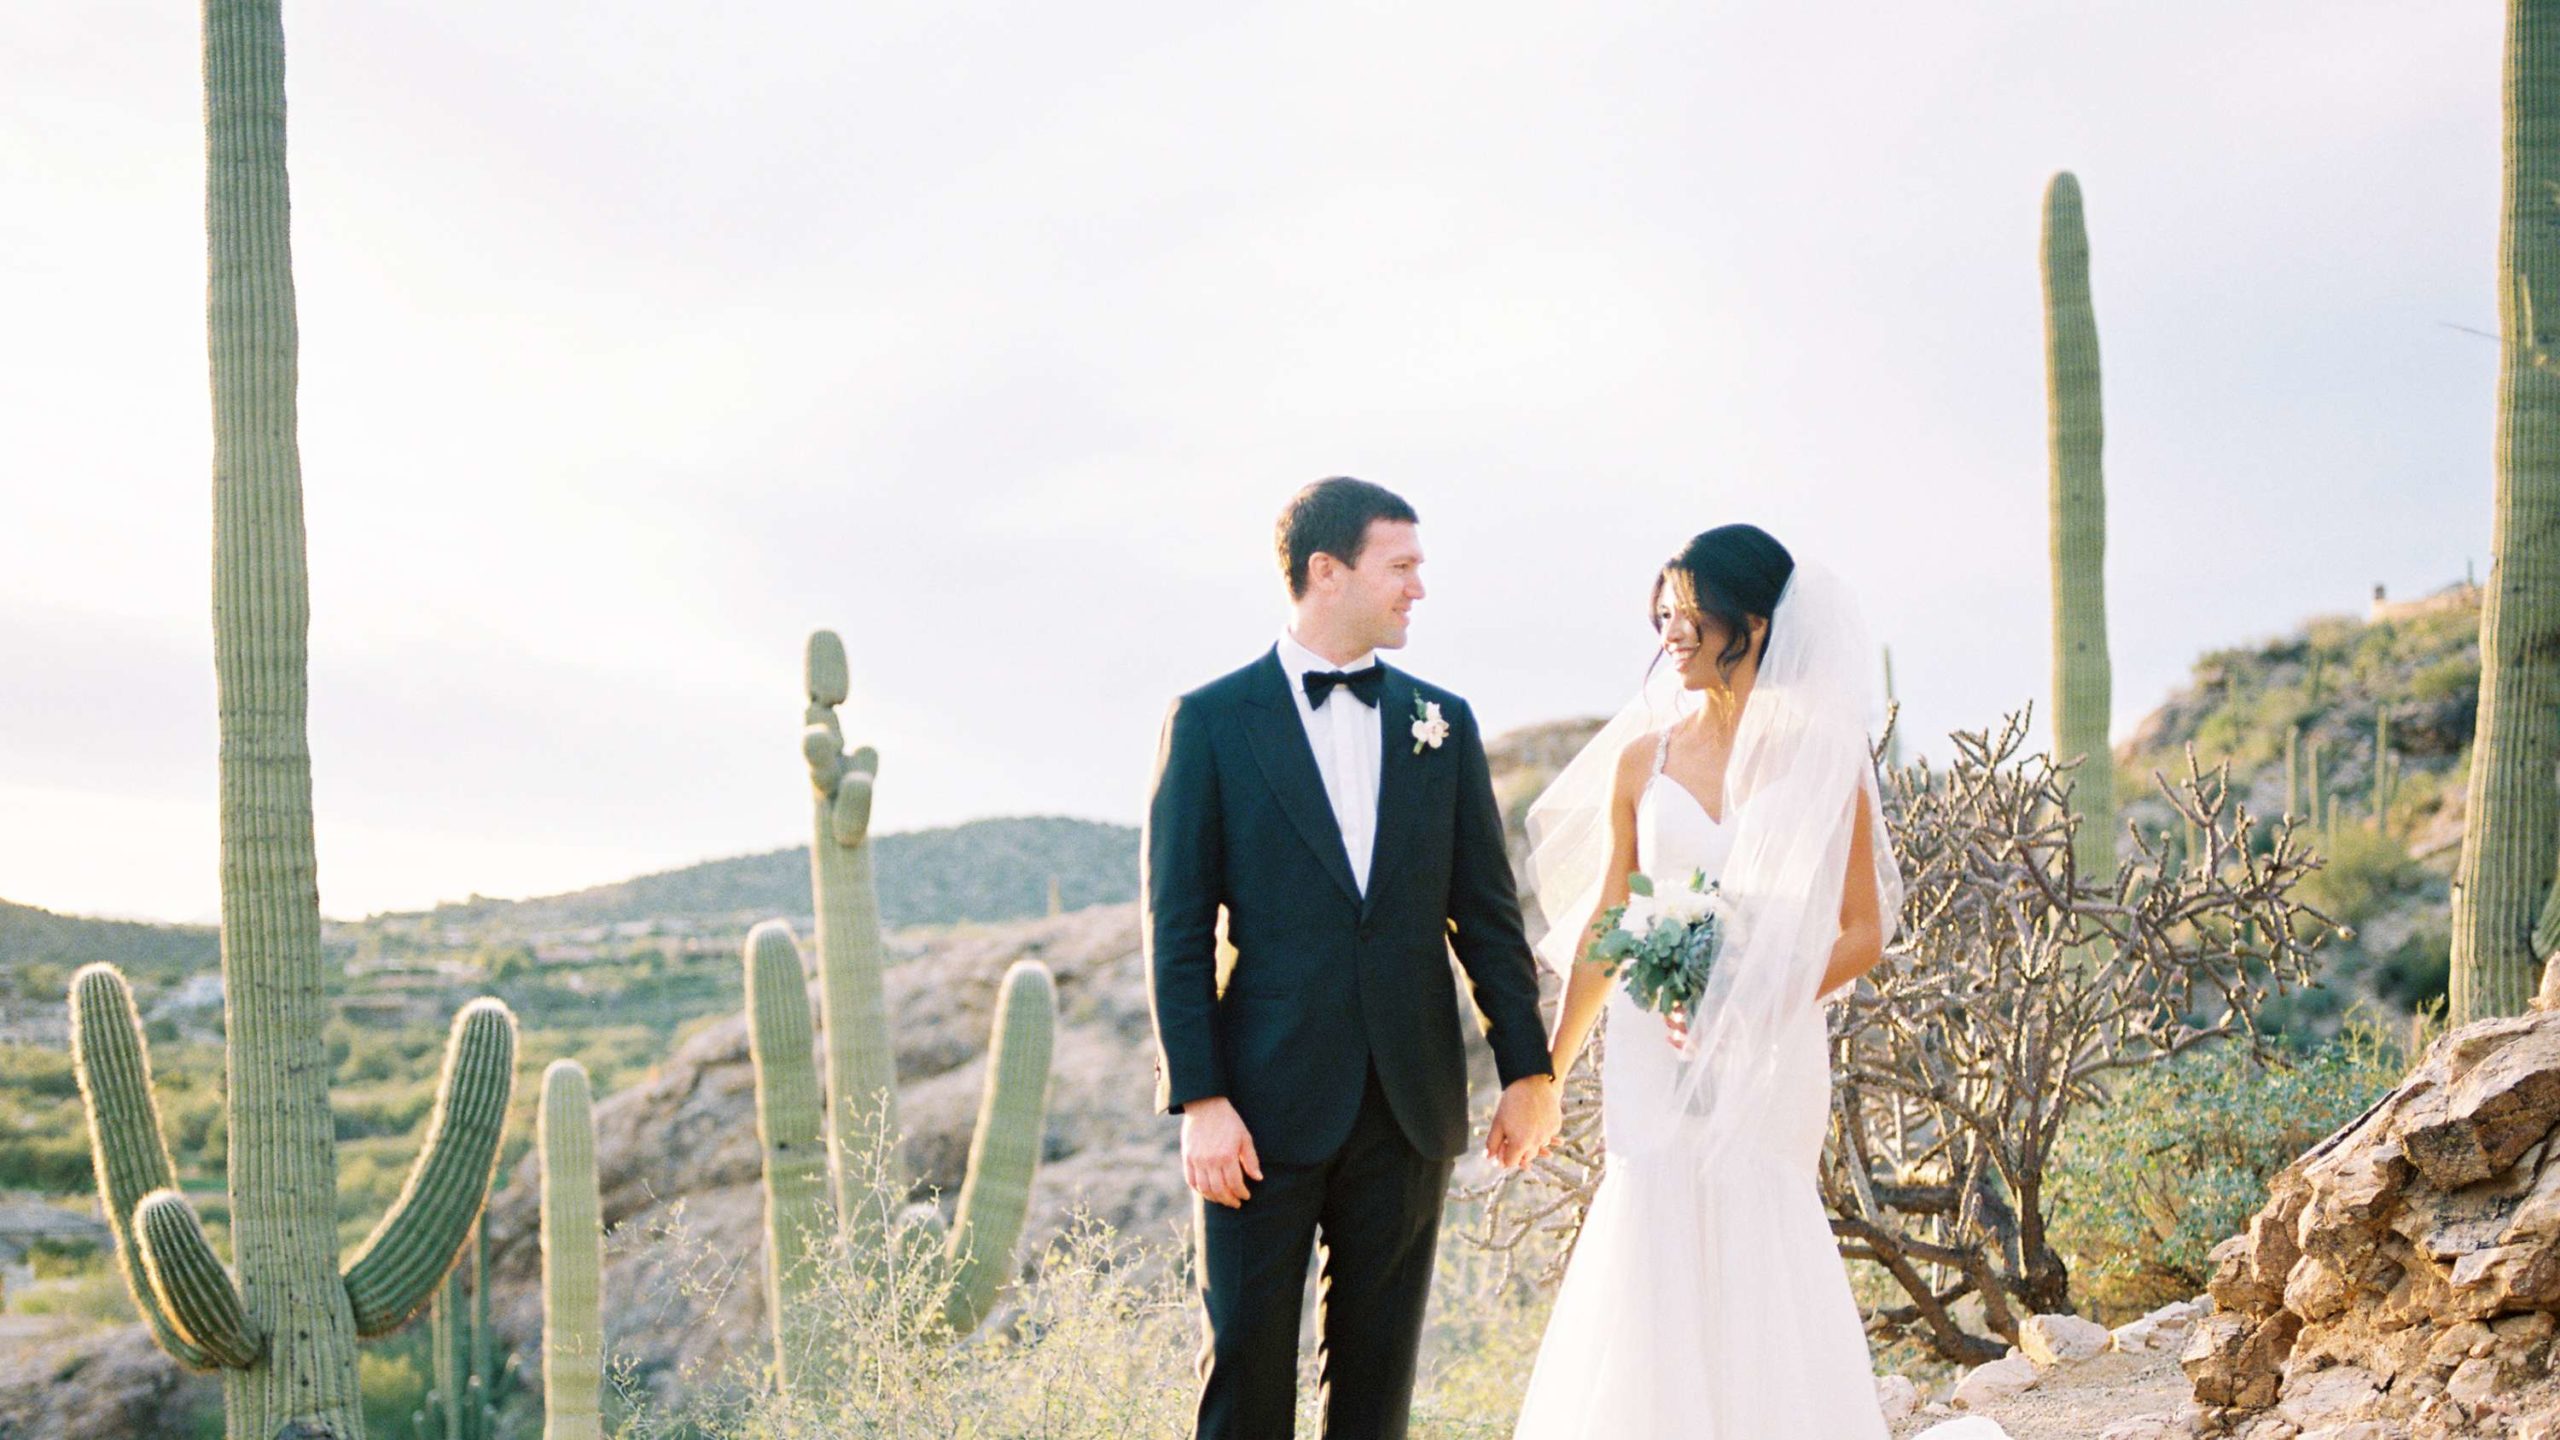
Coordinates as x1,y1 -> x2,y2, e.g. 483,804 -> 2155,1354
1302,662 -> 1386,710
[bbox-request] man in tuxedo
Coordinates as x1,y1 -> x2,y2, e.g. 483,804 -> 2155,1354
1145,477 -> 1562,1440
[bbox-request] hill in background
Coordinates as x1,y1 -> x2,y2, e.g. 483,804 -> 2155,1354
400,814 -> 1138,934
2106,580 -> 2480,1031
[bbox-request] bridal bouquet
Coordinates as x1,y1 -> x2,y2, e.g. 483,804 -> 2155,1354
1590,871 -> 1731,1017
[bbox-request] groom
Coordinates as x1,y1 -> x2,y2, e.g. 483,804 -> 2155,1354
1145,477 -> 1562,1440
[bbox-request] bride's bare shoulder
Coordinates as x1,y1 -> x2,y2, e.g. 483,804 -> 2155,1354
1610,733 -> 1657,804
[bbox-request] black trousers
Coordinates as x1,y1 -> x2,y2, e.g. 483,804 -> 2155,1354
1192,1066 -> 1456,1440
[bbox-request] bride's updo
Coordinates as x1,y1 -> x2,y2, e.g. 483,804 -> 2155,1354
1653,524 -> 1794,679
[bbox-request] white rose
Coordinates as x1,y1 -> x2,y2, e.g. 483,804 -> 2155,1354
1657,887 -> 1714,926
1617,894 -> 1661,937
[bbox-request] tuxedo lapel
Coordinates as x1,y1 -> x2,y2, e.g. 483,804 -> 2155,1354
1364,668 -> 1422,920
1238,651 -> 1363,908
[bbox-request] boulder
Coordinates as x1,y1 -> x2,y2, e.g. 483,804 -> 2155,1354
2186,1006 -> 2560,1434
1949,1353 -> 2041,1410
2021,1311 -> 2113,1366
2117,1299 -> 2211,1355
1876,1373 -> 1920,1422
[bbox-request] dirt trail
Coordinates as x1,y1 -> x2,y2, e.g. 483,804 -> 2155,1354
1890,1350 -> 2194,1440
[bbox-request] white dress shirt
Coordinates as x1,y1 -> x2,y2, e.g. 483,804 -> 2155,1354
1276,630 -> 1384,896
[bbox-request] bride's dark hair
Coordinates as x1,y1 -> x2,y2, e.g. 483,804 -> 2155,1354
1653,524 -> 1795,680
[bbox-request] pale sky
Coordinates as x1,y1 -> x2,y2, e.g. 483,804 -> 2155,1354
4,3 -> 2501,922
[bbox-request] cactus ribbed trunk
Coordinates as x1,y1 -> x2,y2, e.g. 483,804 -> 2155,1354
205,0 -> 362,1431
2460,0 -> 2560,1019
745,922 -> 831,1392
943,962 -> 1057,1332
810,801 -> 897,1161
2043,170 -> 2116,879
539,1062 -> 603,1440
803,630 -> 899,1266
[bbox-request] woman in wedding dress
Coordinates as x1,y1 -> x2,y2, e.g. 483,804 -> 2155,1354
1511,524 -> 1910,1440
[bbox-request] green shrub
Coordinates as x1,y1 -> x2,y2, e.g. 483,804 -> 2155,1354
2050,1030 -> 2405,1321
2298,823 -> 2424,930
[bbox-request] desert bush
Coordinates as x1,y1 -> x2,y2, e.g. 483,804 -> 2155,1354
2296,822 -> 2423,930
608,1185 -> 1548,1440
2048,1023 -> 2406,1322
1470,710 -> 2333,1367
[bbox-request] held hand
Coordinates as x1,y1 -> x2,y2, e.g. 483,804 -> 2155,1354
1485,1075 -> 1562,1169
1663,1006 -> 1691,1050
1181,1097 -> 1263,1209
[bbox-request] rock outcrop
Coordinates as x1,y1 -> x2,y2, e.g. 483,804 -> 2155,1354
2182,999 -> 2560,1437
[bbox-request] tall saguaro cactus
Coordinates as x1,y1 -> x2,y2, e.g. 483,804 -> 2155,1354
801,632 -> 899,1199
745,922 -> 831,1390
67,6 -> 521,1435
942,961 -> 1057,1332
539,1061 -> 604,1440
2455,0 -> 2560,1022
741,631 -> 1058,1379
2043,170 -> 2117,878
72,970 -> 517,1437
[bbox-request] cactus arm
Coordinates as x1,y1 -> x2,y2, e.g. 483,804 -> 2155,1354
67,964 -> 223,1371
746,921 -> 832,1392
539,1060 -> 605,1440
829,750 -> 877,847
341,998 -> 520,1336
136,1189 -> 265,1369
942,962 -> 1057,1332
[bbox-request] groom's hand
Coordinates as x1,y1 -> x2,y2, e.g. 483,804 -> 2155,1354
1181,1096 -> 1263,1208
1486,1075 -> 1562,1169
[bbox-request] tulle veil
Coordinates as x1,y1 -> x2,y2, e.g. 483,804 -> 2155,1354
1522,559 -> 1904,1172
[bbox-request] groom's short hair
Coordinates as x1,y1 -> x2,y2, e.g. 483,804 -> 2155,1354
1276,477 -> 1419,598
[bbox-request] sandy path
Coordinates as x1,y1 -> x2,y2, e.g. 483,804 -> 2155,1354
1890,1349 -> 2194,1440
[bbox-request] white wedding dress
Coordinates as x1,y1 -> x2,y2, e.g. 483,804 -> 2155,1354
1511,732 -> 1891,1440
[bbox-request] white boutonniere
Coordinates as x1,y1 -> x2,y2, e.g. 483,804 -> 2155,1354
1411,697 -> 1449,754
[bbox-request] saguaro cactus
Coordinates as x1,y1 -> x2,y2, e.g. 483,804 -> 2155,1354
72,969 -> 516,1436
2456,0 -> 2560,1020
2374,708 -> 2399,831
745,922 -> 831,1390
539,1061 -> 603,1440
1881,646 -> 1904,771
942,962 -> 1058,1332
2284,724 -> 2303,819
2043,170 -> 2116,878
424,1224 -> 498,1440
67,8 -> 520,1432
801,632 -> 899,1199
742,631 -> 1059,1367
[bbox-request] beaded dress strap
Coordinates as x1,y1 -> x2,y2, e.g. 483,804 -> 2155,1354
1651,726 -> 1674,777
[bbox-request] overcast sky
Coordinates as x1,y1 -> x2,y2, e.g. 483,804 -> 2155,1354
3,3 -> 2502,922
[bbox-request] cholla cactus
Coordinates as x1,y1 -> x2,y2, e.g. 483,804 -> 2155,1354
539,1060 -> 603,1440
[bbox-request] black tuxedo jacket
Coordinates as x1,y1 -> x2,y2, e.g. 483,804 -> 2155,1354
1143,648 -> 1552,1165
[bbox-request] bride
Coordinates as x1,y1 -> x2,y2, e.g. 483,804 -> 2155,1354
1511,524 -> 1909,1439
